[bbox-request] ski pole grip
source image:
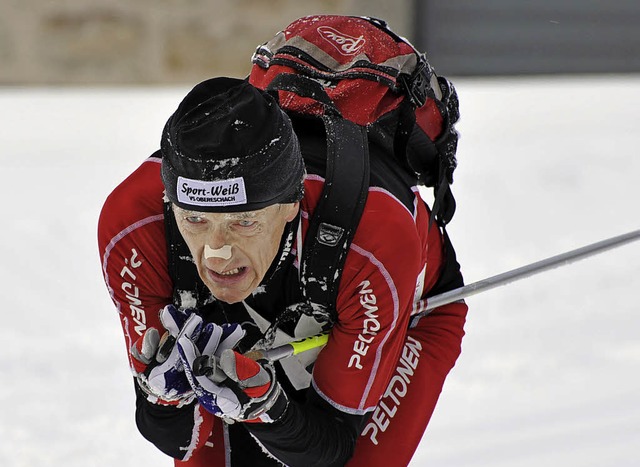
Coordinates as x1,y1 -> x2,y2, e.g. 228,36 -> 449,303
289,333 -> 329,356
244,333 -> 330,362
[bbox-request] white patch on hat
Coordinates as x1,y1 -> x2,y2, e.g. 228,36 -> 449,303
177,176 -> 247,207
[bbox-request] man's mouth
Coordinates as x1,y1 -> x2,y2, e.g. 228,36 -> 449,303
204,265 -> 252,302
208,266 -> 248,280
216,267 -> 244,276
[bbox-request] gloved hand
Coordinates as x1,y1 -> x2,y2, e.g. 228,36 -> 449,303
178,325 -> 288,423
130,304 -> 202,406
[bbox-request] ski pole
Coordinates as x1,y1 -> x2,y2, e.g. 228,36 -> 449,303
251,229 -> 640,362
244,333 -> 330,362
413,228 -> 640,320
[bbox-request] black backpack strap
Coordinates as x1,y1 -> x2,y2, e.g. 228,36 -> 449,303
404,75 -> 460,230
300,116 -> 370,322
429,76 -> 460,229
266,74 -> 340,115
265,74 -> 370,322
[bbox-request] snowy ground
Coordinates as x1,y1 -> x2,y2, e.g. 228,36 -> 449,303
1,75 -> 638,466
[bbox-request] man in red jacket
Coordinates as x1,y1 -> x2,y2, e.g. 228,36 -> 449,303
98,77 -> 467,466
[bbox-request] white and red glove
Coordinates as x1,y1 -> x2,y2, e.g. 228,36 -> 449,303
130,305 -> 202,406
178,327 -> 288,423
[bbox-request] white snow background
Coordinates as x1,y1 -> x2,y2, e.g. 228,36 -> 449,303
0,76 -> 638,466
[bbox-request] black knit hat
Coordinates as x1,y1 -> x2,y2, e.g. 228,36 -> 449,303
161,77 -> 305,212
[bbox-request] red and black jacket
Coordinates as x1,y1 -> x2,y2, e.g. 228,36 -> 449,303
98,119 -> 467,466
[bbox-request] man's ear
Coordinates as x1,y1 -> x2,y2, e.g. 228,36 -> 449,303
282,202 -> 299,222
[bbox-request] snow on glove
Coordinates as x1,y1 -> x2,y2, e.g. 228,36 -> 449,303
130,304 -> 203,406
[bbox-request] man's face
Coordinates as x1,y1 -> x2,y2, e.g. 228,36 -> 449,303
173,203 -> 299,304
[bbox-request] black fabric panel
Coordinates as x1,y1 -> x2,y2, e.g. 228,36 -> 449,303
133,379 -> 198,461
426,227 -> 465,298
246,386 -> 369,467
228,422 -> 285,466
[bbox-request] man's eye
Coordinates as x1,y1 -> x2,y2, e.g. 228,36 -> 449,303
185,216 -> 205,224
237,220 -> 256,228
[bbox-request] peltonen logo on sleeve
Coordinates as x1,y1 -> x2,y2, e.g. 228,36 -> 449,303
177,176 -> 247,207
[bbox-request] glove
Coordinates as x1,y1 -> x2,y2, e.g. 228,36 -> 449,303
130,304 -> 203,406
178,325 -> 288,423
176,321 -> 245,417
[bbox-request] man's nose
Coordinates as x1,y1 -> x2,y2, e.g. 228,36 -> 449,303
205,244 -> 232,260
202,226 -> 233,264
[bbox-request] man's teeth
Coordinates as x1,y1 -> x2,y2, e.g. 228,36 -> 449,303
218,268 -> 241,276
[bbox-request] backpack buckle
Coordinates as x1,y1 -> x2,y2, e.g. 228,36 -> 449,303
317,223 -> 345,246
402,59 -> 432,107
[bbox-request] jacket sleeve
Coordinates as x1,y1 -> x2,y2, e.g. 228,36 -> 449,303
419,224 -> 468,373
98,156 -> 215,461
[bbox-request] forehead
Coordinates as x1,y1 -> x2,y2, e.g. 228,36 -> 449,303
173,204 -> 275,220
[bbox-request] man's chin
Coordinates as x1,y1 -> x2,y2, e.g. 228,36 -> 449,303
213,292 -> 248,304
204,280 -> 254,304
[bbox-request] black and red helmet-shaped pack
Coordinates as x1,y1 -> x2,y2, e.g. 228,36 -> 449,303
249,14 -> 460,227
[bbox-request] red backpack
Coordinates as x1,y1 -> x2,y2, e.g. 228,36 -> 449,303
249,15 -> 459,224
248,15 -> 460,321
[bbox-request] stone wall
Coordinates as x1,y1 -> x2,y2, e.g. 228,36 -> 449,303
0,0 -> 413,85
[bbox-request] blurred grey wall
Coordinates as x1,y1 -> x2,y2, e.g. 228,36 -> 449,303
415,0 -> 640,76
0,0 -> 413,85
3,1 -> 638,85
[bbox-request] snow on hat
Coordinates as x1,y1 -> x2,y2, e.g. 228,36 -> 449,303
161,77 -> 305,212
